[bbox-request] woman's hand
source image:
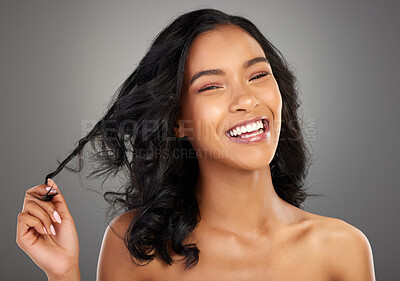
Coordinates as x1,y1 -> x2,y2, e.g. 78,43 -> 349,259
16,178 -> 80,280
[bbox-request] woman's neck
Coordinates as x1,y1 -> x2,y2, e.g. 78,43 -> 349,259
195,161 -> 294,238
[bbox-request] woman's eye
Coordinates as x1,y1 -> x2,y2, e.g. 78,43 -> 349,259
249,72 -> 269,81
197,72 -> 269,93
197,85 -> 220,93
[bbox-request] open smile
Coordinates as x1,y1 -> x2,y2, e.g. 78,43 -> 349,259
225,116 -> 270,144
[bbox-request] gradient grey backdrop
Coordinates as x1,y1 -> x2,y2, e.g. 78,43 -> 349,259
2,0 -> 399,280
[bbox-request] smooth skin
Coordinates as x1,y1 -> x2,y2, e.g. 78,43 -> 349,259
99,25 -> 376,280
17,25 -> 376,281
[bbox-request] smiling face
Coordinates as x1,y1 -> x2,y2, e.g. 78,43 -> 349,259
176,24 -> 282,170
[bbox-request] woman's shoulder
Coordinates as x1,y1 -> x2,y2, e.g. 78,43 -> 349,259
109,209 -> 138,232
305,212 -> 371,247
304,212 -> 375,280
97,210 -> 155,281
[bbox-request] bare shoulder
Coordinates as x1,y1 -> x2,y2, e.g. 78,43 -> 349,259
305,213 -> 376,281
97,210 -> 155,281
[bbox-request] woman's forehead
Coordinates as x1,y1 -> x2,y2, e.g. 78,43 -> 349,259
185,25 -> 265,70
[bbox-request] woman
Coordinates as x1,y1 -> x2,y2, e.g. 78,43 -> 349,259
16,8 -> 375,281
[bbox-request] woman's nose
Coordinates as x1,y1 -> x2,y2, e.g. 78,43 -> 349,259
228,84 -> 260,112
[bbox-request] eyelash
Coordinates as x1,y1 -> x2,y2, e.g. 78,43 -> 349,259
197,71 -> 270,93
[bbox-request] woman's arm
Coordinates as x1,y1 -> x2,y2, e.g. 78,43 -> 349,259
47,264 -> 81,281
97,211 -> 152,281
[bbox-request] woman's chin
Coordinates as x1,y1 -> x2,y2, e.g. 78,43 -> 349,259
221,155 -> 273,171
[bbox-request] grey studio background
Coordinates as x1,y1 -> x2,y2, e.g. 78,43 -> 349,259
1,0 -> 399,280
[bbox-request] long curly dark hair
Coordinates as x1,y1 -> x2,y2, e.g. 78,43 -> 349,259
40,8 -> 320,270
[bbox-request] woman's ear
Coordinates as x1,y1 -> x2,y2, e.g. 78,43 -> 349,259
174,118 -> 189,138
174,119 -> 183,138
174,122 -> 180,138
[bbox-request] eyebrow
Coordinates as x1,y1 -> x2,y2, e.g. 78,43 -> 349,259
189,56 -> 269,86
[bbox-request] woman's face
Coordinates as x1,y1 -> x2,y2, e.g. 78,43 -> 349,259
176,24 -> 282,170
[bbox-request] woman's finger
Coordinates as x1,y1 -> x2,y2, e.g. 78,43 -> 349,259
23,184 -> 58,206
16,212 -> 47,247
45,178 -> 72,220
22,200 -> 56,236
25,194 -> 62,225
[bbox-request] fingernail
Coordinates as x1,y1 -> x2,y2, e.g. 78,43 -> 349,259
43,227 -> 48,235
50,224 -> 56,236
46,186 -> 57,194
53,210 -> 62,224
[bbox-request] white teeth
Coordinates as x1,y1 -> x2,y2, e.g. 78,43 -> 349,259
240,129 -> 264,138
228,120 -> 265,137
